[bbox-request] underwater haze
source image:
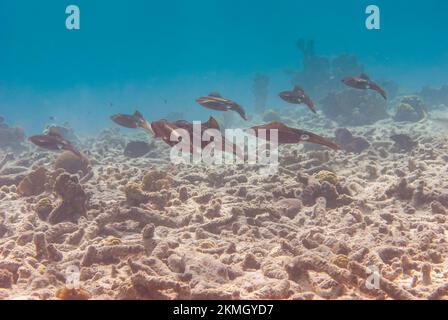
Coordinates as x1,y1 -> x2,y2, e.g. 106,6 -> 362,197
1,0 -> 448,133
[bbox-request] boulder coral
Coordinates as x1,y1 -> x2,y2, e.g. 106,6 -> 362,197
54,151 -> 89,175
320,90 -> 388,126
47,173 -> 87,224
394,96 -> 427,123
17,167 -> 48,197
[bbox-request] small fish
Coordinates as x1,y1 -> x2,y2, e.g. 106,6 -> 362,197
279,86 -> 317,114
29,130 -> 82,158
111,111 -> 154,136
196,92 -> 247,121
248,121 -> 340,151
49,116 -> 56,121
342,73 -> 387,100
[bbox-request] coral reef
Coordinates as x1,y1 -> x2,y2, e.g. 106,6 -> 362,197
0,123 -> 26,151
142,170 -> 171,192
47,173 -> 87,224
320,90 -> 389,126
334,128 -> 370,154
288,40 -> 368,100
17,167 -> 48,197
34,198 -> 54,221
0,105 -> 447,301
124,182 -> 149,206
394,96 -> 427,123
54,151 -> 89,175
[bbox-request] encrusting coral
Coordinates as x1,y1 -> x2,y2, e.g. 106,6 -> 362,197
124,182 -> 149,206
142,170 -> 172,192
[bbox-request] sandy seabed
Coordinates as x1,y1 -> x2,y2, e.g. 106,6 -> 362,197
0,108 -> 447,300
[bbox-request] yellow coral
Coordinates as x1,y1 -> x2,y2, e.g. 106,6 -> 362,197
142,170 -> 171,192
104,237 -> 122,246
198,240 -> 216,249
124,182 -> 148,205
331,255 -> 349,269
313,170 -> 339,185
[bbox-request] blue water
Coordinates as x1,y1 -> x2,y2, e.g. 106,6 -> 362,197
1,0 -> 448,134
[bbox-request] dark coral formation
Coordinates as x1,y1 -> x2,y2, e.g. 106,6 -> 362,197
320,90 -> 389,126
290,39 -> 365,99
394,96 -> 427,123
0,118 -> 26,151
54,151 -> 89,175
17,167 -> 48,197
334,128 -> 370,154
124,141 -> 152,158
47,173 -> 87,224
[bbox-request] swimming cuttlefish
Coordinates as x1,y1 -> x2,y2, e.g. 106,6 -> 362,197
111,111 -> 155,136
28,128 -> 83,158
196,92 -> 248,121
151,117 -> 244,159
248,121 -> 340,151
342,73 -> 387,100
279,86 -> 317,114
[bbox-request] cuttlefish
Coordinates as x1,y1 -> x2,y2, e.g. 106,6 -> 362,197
29,128 -> 83,158
111,111 -> 155,136
196,92 -> 247,121
247,121 -> 340,150
151,117 -> 244,159
279,86 -> 317,114
342,73 -> 387,100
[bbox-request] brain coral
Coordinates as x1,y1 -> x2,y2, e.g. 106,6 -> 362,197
54,151 -> 89,175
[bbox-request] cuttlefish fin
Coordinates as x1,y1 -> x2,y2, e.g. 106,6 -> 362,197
47,128 -> 63,138
360,73 -> 370,80
205,116 -> 221,131
133,110 -> 155,136
209,92 -> 222,98
293,85 -> 305,94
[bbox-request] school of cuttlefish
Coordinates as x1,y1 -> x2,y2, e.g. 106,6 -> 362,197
1,69 -> 448,300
